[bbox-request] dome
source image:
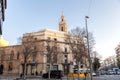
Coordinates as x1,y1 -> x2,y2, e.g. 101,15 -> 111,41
0,36 -> 9,47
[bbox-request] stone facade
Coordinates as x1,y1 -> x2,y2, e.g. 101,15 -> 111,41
0,14 -> 75,75
0,14 -> 88,75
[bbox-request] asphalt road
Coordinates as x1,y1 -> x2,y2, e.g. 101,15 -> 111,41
62,75 -> 120,80
93,75 -> 120,80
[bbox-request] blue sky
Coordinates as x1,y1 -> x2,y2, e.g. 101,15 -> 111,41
2,0 -> 120,59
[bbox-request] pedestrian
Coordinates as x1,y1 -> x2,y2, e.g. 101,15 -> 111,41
40,71 -> 42,76
20,73 -> 23,78
36,71 -> 38,76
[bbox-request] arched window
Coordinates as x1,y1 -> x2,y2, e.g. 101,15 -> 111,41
0,64 -> 4,74
17,52 -> 20,59
8,62 -> 13,71
61,27 -> 64,31
10,50 -> 14,60
1,51 -> 5,61
33,46 -> 37,61
1,53 -> 5,61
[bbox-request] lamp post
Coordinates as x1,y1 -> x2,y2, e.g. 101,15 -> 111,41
85,16 -> 93,80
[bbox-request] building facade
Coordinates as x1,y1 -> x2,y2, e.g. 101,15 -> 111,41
100,55 -> 117,71
0,14 -> 75,75
0,14 -> 88,75
115,43 -> 120,68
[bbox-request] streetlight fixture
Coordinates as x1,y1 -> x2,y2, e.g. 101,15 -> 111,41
85,16 -> 93,80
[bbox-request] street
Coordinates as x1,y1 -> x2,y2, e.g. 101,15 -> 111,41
93,75 -> 120,80
1,75 -> 120,80
62,75 -> 120,80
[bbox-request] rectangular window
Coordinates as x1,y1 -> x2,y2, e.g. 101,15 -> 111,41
65,48 -> 67,52
65,59 -> 67,63
64,55 -> 67,58
17,52 -> 20,59
47,37 -> 51,40
54,38 -> 57,41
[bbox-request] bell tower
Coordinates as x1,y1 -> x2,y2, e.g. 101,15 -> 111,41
59,13 -> 67,33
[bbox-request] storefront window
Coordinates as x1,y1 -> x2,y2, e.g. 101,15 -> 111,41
53,65 -> 58,70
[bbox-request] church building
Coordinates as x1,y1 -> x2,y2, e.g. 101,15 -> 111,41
0,14 -> 74,75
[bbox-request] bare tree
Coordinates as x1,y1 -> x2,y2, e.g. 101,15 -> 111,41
20,35 -> 38,80
46,38 -> 58,79
67,27 -> 95,80
92,51 -> 101,72
17,37 -> 22,45
67,30 -> 86,80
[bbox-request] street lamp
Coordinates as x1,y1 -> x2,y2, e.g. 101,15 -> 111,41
85,16 -> 93,80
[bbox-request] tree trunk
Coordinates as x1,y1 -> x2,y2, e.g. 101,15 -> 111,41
23,62 -> 27,80
77,62 -> 80,80
48,63 -> 51,80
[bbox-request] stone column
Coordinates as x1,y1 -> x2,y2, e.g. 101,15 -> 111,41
69,64 -> 73,73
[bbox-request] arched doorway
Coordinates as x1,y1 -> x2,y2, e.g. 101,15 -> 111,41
0,64 -> 4,74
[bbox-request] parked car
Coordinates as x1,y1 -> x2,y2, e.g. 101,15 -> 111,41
100,70 -> 106,75
117,71 -> 120,75
92,72 -> 96,76
107,71 -> 114,75
42,70 -> 64,79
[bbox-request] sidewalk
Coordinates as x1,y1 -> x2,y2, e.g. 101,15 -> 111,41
0,75 -> 90,80
16,76 -> 90,80
0,75 -> 19,80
